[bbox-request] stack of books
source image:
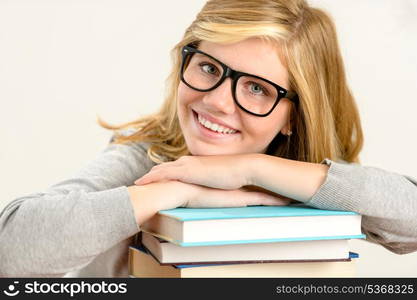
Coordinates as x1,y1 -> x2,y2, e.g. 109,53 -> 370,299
129,203 -> 365,277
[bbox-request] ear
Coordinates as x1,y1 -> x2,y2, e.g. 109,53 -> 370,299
280,101 -> 293,135
280,123 -> 290,136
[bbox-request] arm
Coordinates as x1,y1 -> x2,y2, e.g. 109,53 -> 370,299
247,154 -> 329,202
0,139 -> 156,277
0,137 -> 289,277
249,154 -> 417,254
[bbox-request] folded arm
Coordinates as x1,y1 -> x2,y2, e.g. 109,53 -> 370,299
0,141 -> 156,277
248,154 -> 417,254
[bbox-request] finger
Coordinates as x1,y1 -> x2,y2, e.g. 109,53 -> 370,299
135,167 -> 185,185
134,174 -> 151,185
135,163 -> 170,184
187,187 -> 245,208
240,191 -> 291,206
151,161 -> 177,169
134,170 -> 166,185
240,185 -> 289,200
188,187 -> 290,208
254,195 -> 291,206
134,177 -> 151,185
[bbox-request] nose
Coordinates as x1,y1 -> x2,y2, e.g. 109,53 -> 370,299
202,78 -> 236,115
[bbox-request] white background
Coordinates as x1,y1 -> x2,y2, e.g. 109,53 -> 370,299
0,0 -> 416,277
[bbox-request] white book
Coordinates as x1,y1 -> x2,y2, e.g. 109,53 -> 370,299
141,231 -> 351,264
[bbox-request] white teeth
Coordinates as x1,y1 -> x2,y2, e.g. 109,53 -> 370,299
197,113 -> 237,134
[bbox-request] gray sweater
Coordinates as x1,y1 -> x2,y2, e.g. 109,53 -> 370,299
1,138 -> 416,277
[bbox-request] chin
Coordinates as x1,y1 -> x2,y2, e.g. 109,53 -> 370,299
187,143 -> 241,156
188,146 -> 222,156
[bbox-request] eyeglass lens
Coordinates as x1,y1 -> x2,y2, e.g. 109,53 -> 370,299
182,52 -> 279,115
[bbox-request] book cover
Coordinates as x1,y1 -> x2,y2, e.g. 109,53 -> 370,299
139,231 -> 352,264
157,203 -> 360,221
133,243 -> 353,266
141,204 -> 366,246
173,251 -> 359,268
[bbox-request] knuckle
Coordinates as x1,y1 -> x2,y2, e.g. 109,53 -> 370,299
148,169 -> 161,177
252,192 -> 264,201
151,164 -> 161,170
178,155 -> 189,162
179,155 -> 196,164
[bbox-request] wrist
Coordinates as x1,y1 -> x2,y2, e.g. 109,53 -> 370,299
127,185 -> 161,226
244,153 -> 330,202
242,153 -> 264,186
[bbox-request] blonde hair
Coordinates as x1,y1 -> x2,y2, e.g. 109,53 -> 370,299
99,0 -> 363,164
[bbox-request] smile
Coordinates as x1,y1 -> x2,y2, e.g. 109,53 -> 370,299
192,110 -> 240,138
197,114 -> 237,134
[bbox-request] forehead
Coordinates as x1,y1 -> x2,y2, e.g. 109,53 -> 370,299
197,38 -> 289,89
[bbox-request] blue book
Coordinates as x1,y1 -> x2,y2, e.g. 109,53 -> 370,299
173,252 -> 360,269
141,203 -> 366,247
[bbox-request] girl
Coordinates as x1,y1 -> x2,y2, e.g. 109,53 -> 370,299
1,0 -> 416,277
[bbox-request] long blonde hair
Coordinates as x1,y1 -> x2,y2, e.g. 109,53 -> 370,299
99,0 -> 363,164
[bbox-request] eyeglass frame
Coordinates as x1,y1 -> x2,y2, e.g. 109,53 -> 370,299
180,44 -> 298,117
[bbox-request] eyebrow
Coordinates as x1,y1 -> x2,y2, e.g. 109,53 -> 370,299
197,47 -> 284,86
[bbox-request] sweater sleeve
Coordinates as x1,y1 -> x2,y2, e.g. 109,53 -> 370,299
306,158 -> 417,255
0,138 -> 156,277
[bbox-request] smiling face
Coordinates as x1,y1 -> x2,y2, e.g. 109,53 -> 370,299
177,37 -> 293,156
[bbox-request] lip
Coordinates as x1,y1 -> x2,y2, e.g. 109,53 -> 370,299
192,110 -> 240,139
193,110 -> 239,131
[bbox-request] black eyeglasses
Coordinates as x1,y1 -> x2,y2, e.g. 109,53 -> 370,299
180,44 -> 298,117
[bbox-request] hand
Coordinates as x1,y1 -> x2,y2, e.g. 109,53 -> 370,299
187,184 -> 291,208
128,180 -> 290,225
134,154 -> 255,190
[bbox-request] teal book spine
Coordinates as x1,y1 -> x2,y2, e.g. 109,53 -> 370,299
158,204 -> 360,221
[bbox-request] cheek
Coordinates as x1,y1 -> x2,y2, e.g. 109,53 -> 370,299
178,82 -> 198,107
244,106 -> 289,142
177,83 -> 202,129
177,84 -> 190,121
246,120 -> 281,141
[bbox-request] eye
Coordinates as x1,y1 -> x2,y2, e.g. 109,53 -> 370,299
248,82 -> 269,96
199,63 -> 219,75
